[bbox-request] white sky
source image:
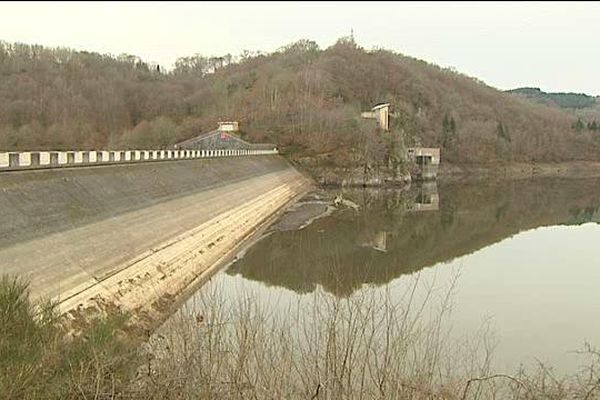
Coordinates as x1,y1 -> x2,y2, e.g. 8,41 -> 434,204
0,1 -> 599,95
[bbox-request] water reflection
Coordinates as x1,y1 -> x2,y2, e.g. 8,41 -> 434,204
227,178 -> 600,296
411,181 -> 440,212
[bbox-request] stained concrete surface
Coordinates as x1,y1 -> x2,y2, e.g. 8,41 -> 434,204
0,156 -> 289,248
0,156 -> 311,309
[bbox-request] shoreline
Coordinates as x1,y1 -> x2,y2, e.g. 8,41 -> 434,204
297,160 -> 600,188
438,161 -> 600,182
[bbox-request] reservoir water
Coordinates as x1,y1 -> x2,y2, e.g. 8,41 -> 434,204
180,178 -> 600,375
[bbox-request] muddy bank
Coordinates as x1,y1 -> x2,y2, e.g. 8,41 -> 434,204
267,192 -> 336,232
227,190 -> 361,269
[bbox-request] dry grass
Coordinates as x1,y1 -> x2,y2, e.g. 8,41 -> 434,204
0,275 -> 140,400
139,270 -> 600,399
2,273 -> 599,399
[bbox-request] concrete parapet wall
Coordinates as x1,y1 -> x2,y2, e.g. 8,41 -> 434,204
0,147 -> 279,172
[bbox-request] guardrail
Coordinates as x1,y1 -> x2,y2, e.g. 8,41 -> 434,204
0,148 -> 279,172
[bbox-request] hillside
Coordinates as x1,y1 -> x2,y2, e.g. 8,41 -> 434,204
506,87 -> 597,109
1,37 -> 600,170
507,87 -> 600,137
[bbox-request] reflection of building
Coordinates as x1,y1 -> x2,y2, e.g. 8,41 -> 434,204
407,147 -> 440,180
412,182 -> 439,212
361,103 -> 390,131
359,230 -> 391,252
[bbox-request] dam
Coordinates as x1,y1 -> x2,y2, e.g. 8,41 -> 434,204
0,152 -> 312,325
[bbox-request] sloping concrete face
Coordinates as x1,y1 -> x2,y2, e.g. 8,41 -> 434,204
0,156 -> 290,248
0,156 -> 311,323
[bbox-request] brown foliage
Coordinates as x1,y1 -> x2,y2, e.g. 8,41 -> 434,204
0,39 -> 598,164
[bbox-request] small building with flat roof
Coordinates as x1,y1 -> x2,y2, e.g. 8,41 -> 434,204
218,121 -> 239,132
361,103 -> 390,131
407,147 -> 440,180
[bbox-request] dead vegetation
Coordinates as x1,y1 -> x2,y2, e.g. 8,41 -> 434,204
2,273 -> 599,399
2,37 -> 599,170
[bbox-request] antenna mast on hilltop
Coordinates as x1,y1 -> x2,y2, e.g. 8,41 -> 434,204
350,28 -> 355,42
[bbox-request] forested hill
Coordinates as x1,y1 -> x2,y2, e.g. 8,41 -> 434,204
506,87 -> 597,109
1,37 -> 599,165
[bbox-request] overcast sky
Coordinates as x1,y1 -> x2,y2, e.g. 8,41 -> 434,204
1,1 -> 598,95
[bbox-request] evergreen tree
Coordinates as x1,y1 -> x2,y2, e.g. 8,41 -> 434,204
497,122 -> 511,142
575,118 -> 585,133
441,113 -> 458,149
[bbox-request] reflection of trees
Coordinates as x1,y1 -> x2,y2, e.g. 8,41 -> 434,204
227,179 -> 600,297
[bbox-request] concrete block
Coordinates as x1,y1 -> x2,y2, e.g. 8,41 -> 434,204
18,152 -> 31,166
39,152 -> 50,165
57,152 -> 67,164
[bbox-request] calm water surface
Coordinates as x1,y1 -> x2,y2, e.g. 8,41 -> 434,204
187,178 -> 600,374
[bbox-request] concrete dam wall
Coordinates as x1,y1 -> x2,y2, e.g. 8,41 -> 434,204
0,155 -> 311,323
